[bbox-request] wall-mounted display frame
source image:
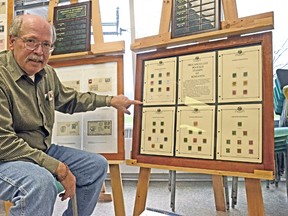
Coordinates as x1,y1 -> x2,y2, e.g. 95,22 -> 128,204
49,55 -> 125,160
132,32 -> 274,174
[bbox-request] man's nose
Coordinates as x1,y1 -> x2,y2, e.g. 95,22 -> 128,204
33,44 -> 44,54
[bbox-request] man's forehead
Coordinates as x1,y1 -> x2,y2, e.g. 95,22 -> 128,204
20,17 -> 52,39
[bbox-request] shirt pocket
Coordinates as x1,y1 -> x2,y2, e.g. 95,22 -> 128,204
43,90 -> 55,127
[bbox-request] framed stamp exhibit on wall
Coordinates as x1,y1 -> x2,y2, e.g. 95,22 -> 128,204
49,55 -> 125,160
132,32 -> 274,174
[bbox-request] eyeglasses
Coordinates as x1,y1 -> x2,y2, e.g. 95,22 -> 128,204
17,37 -> 55,54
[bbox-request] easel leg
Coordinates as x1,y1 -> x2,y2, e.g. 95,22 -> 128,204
231,177 -> 238,208
170,170 -> 176,212
245,178 -> 264,216
98,182 -> 113,202
133,167 -> 151,216
223,176 -> 230,210
212,175 -> 226,212
109,164 -> 126,216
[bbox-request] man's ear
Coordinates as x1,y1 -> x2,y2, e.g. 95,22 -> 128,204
9,36 -> 16,50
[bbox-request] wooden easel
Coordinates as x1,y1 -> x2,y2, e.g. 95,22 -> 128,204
46,1 -> 126,216
131,0 -> 273,52
108,160 -> 126,216
129,1 -> 274,216
126,160 -> 273,216
48,52 -> 126,215
4,0 -> 14,49
48,0 -> 125,60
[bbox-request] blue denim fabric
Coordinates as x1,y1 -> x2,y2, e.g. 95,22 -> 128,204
0,161 -> 58,216
0,144 -> 108,216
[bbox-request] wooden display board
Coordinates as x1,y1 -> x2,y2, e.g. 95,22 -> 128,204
132,32 -> 274,174
49,55 -> 125,160
171,0 -> 221,38
48,0 -> 125,60
130,0 -> 273,52
52,1 -> 92,55
128,1 -> 274,215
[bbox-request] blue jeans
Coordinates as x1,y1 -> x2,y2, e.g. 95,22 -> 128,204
0,144 -> 108,216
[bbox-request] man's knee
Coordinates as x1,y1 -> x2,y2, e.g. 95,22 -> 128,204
101,155 -> 108,171
93,154 -> 108,174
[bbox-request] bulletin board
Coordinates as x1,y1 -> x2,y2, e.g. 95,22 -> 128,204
132,32 -> 274,174
49,55 -> 125,160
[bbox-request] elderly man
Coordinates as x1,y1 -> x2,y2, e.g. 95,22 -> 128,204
0,14 -> 141,215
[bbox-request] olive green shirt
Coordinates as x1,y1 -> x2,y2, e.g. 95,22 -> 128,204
0,50 -> 107,174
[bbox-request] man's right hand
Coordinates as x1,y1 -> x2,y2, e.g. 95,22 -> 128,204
55,162 -> 76,201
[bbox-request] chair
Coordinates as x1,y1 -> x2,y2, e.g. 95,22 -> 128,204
3,179 -> 78,216
269,127 -> 288,192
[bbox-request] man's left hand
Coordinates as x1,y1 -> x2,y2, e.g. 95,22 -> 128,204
110,95 -> 142,114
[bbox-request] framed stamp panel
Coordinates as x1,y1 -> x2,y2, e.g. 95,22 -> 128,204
176,105 -> 215,159
178,51 -> 216,104
140,107 -> 176,156
54,113 -> 83,150
49,55 -> 125,160
218,45 -> 263,103
143,57 -> 177,106
216,104 -> 262,163
82,107 -> 118,154
132,32 -> 274,174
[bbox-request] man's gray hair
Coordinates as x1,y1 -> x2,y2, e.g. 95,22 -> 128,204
9,15 -> 57,43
